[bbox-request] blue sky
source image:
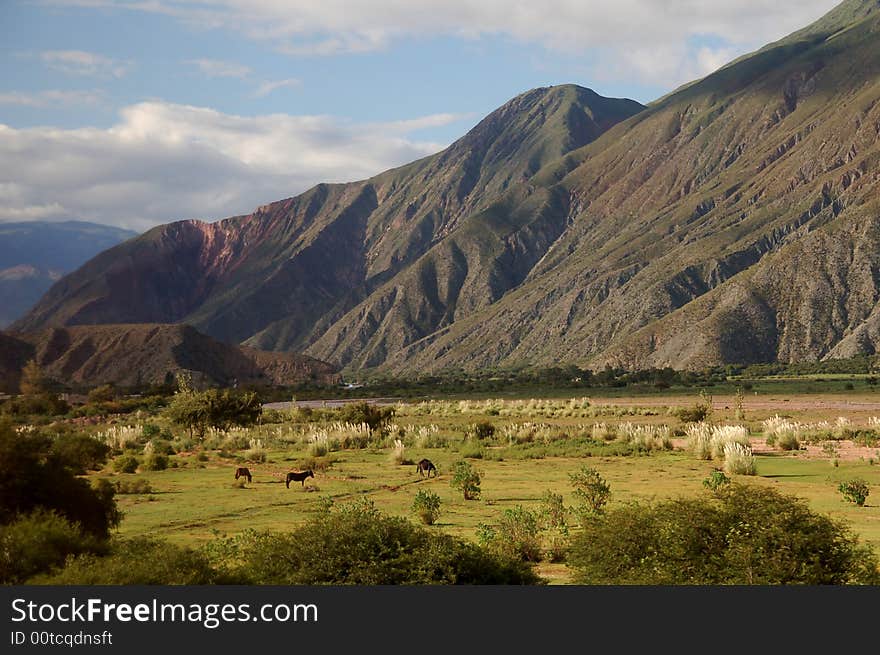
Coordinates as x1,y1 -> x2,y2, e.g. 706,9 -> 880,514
0,0 -> 841,230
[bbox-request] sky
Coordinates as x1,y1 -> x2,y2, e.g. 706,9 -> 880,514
0,0 -> 843,232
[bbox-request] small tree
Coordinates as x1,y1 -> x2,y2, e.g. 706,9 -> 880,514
164,380 -> 261,441
570,465 -> 610,521
450,460 -> 481,500
411,489 -> 441,525
838,479 -> 870,507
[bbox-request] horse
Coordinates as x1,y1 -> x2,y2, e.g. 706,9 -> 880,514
286,470 -> 315,488
234,467 -> 252,483
416,458 -> 437,478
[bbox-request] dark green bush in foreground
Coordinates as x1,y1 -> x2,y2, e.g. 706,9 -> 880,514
0,422 -> 120,538
206,500 -> 542,585
568,483 -> 879,585
0,510 -> 107,584
33,537 -> 229,585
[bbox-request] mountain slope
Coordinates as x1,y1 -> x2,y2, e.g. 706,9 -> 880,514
14,86 -> 644,355
363,0 -> 880,372
0,221 -> 137,327
14,1 -> 880,373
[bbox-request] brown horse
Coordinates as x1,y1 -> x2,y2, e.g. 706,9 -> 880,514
286,470 -> 315,488
416,459 -> 437,478
234,467 -> 252,483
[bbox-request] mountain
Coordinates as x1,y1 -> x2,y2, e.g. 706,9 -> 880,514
0,324 -> 339,390
14,0 -> 880,373
0,221 -> 138,328
13,86 -> 643,356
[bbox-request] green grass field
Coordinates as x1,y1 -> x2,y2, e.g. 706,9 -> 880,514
89,391 -> 880,584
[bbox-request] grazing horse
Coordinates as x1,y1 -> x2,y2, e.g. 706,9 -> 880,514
286,470 -> 315,488
416,459 -> 437,478
234,467 -> 252,483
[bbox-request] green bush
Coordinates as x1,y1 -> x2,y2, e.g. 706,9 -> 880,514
205,502 -> 542,585
838,479 -> 870,507
142,453 -> 169,471
450,460 -> 481,500
33,537 -> 230,585
0,510 -> 106,584
540,490 -> 568,534
114,479 -> 154,495
567,483 -> 880,585
50,433 -> 111,474
702,470 -> 731,492
0,422 -> 121,538
336,402 -> 395,432
411,489 -> 442,525
472,421 -> 496,440
477,505 -> 543,562
675,391 -> 712,423
113,454 -> 140,473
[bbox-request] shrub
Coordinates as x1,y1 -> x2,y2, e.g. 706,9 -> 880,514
50,433 -> 111,474
702,469 -> 731,492
570,465 -> 611,519
567,483 -> 880,585
206,503 -> 542,585
411,489 -> 442,525
34,537 -> 229,584
0,510 -> 106,583
472,421 -> 496,440
675,391 -> 712,423
141,453 -> 169,471
114,479 -> 154,495
113,454 -> 140,474
336,402 -> 395,432
477,505 -> 543,562
450,460 -> 481,500
0,422 -> 121,538
838,479 -> 870,507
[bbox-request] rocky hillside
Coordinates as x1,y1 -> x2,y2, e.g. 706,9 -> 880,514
0,324 -> 338,389
13,1 -> 880,373
12,86 -> 643,357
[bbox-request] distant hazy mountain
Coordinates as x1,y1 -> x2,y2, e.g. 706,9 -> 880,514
0,221 -> 137,327
15,1 -> 880,373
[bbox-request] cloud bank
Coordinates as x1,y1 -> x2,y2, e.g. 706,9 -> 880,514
50,0 -> 840,84
0,102 -> 460,231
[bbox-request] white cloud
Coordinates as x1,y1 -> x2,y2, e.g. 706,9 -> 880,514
254,78 -> 301,97
0,90 -> 104,107
187,58 -> 253,78
45,0 -> 842,86
0,103 -> 466,230
39,50 -> 131,77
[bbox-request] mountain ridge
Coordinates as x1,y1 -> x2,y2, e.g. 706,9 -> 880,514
13,0 -> 880,374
